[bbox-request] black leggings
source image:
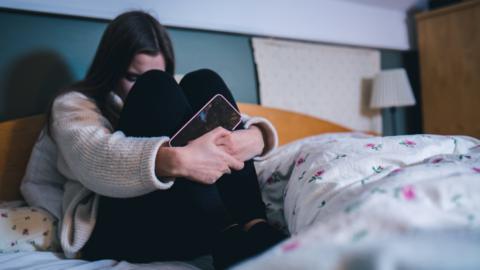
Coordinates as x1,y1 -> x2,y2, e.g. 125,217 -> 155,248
82,69 -> 267,262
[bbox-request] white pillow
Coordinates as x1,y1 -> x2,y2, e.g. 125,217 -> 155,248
0,201 -> 59,253
255,132 -> 372,234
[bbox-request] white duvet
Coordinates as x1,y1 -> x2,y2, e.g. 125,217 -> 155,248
234,133 -> 480,269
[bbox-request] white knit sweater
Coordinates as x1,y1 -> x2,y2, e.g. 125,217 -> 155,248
20,91 -> 278,258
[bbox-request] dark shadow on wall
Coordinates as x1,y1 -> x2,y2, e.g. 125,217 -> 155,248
360,78 -> 383,134
360,78 -> 378,117
1,50 -> 74,122
403,51 -> 423,135
403,6 -> 424,135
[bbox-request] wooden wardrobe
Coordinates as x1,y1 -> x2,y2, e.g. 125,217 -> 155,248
416,0 -> 480,138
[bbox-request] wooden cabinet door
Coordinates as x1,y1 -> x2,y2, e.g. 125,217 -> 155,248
416,1 -> 480,137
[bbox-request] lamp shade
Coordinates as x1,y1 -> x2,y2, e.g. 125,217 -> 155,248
370,68 -> 416,109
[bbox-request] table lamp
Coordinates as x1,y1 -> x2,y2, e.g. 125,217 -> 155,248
370,68 -> 416,135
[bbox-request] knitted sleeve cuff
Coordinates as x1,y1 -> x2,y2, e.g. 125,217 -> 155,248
140,136 -> 175,190
242,114 -> 279,161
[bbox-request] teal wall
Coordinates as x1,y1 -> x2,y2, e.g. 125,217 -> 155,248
0,9 -> 257,122
171,28 -> 257,104
0,11 -> 105,121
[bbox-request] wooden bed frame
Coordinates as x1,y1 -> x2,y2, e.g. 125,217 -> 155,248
0,103 -> 353,202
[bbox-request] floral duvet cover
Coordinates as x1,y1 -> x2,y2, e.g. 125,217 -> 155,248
234,133 -> 480,269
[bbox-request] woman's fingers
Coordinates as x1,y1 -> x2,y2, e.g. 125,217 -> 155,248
212,130 -> 243,169
209,126 -> 231,140
220,150 -> 244,171
180,126 -> 246,185
192,127 -> 230,146
216,139 -> 235,155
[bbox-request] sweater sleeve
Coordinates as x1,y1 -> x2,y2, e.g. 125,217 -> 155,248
51,92 -> 174,198
241,114 -> 279,161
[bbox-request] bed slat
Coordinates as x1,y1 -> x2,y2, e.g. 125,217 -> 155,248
238,103 -> 351,145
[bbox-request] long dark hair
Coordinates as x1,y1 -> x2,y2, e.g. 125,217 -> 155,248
46,10 -> 175,135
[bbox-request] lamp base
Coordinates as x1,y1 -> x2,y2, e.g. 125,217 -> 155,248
390,107 -> 397,136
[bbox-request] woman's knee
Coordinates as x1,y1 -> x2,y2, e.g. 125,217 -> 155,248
181,68 -> 221,84
117,69 -> 193,136
125,69 -> 180,102
179,69 -> 238,111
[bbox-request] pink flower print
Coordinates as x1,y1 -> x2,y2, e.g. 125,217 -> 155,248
365,143 -> 382,151
400,140 -> 416,147
402,185 -> 416,201
282,240 -> 300,252
266,176 -> 274,185
308,169 -> 325,182
432,158 -> 443,164
296,157 -> 306,166
473,167 -> 480,173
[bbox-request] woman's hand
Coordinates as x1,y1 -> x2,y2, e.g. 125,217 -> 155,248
216,125 -> 265,162
156,127 -> 245,185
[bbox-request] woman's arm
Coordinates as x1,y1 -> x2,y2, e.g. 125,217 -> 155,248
51,92 -> 174,198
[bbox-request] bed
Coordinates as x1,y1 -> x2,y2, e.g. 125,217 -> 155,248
1,104 -> 480,270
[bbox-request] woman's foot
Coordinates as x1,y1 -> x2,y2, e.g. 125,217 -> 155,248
212,221 -> 288,269
244,221 -> 288,255
243,218 -> 266,231
212,224 -> 251,270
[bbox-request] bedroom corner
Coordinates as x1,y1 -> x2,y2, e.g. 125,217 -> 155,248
0,1 -> 479,270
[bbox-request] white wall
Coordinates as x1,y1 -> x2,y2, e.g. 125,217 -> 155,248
0,0 -> 412,50
253,38 -> 382,133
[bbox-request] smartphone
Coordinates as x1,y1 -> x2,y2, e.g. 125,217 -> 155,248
169,94 -> 242,147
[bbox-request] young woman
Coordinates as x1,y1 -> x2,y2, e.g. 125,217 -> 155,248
21,10 -> 286,269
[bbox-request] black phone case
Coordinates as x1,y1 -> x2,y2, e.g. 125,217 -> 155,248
169,94 -> 242,147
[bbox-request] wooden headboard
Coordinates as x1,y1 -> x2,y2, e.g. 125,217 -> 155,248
0,103 -> 352,201
0,114 -> 45,201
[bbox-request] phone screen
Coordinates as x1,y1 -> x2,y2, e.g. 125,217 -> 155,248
169,94 -> 242,147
